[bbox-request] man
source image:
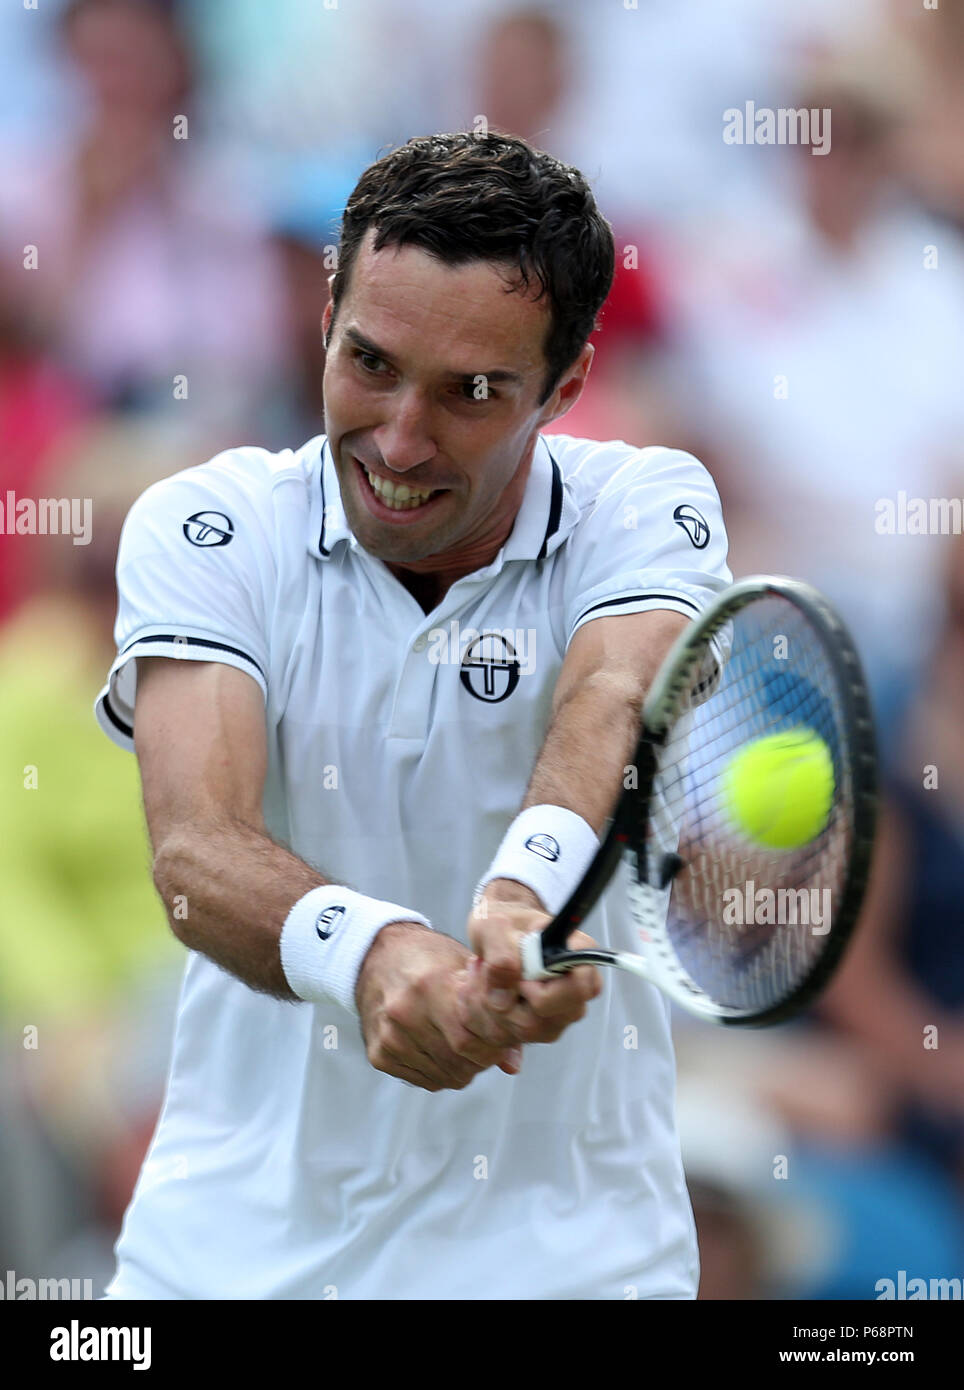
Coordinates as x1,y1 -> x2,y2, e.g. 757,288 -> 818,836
95,132 -> 731,1299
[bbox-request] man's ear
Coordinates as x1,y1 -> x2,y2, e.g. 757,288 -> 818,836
538,342 -> 595,427
321,297 -> 333,349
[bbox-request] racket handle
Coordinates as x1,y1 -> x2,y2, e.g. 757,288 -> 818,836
520,932 -> 623,978
520,930 -> 552,980
539,738 -> 660,953
538,816 -> 626,952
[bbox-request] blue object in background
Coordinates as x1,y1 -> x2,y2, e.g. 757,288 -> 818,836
791,1138 -> 964,1301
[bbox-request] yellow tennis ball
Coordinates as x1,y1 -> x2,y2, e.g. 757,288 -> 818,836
721,729 -> 834,850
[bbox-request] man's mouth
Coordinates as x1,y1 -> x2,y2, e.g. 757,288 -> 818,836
357,459 -> 444,513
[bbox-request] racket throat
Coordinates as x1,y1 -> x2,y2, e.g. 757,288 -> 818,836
657,851 -> 684,890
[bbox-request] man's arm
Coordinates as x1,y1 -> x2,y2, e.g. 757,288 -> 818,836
464,609 -> 690,1030
136,656 -> 521,1089
136,656 -> 325,999
518,607 -> 690,833
485,607 -> 689,910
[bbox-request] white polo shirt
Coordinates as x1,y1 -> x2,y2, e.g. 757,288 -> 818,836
94,430 -> 731,1300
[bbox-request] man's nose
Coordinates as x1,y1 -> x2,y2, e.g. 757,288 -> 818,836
372,389 -> 438,472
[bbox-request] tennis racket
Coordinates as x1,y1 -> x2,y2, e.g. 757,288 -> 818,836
519,575 -> 878,1026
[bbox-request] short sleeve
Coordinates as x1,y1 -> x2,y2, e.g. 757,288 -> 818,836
94,450 -> 277,751
562,446 -> 732,645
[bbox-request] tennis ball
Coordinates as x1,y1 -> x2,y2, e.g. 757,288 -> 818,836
721,729 -> 834,850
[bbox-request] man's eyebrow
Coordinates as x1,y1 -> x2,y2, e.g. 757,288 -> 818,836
342,327 -> 525,385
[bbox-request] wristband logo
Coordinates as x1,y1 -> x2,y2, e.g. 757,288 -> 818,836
525,833 -> 560,862
315,906 -> 347,940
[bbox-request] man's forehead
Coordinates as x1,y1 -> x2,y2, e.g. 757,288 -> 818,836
345,230 -> 550,366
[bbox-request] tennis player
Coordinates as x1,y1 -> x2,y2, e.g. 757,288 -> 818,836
94,132 -> 731,1299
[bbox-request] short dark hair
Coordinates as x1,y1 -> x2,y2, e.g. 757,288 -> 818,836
330,132 -> 615,406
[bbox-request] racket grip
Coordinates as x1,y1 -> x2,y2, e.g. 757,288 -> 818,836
520,930 -> 553,981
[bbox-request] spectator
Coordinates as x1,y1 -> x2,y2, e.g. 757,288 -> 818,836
0,0 -> 289,440
0,269 -> 92,626
657,44 -> 964,743
818,531 -> 964,1187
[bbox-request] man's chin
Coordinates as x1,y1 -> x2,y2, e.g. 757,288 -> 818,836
346,509 -> 451,565
338,456 -> 456,562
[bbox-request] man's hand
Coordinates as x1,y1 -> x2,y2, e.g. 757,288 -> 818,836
460,881 -> 602,1050
355,922 -> 524,1093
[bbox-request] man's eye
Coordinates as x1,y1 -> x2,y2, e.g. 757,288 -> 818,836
356,352 -> 386,373
458,382 -> 498,402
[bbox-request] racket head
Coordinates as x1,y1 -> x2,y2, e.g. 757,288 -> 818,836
538,576 -> 878,1026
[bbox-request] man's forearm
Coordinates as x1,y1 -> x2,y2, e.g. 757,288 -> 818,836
152,826 -> 329,999
483,677 -> 644,913
485,613 -> 689,912
521,670 -> 646,834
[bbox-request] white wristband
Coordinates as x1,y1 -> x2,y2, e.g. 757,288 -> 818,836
279,885 -> 431,1017
475,805 -> 601,917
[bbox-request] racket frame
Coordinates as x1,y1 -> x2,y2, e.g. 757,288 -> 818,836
524,575 -> 879,1026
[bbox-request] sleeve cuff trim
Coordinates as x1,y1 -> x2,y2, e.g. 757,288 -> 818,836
118,633 -> 267,683
573,592 -> 702,629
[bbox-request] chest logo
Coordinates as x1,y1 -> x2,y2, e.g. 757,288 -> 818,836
460,633 -> 521,703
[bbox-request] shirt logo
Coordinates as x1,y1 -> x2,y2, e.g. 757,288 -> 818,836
459,634 -> 521,703
673,504 -> 710,549
183,511 -> 235,547
315,906 -> 346,940
525,833 -> 560,862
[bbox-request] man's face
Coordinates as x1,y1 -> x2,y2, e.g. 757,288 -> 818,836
321,227 -> 590,567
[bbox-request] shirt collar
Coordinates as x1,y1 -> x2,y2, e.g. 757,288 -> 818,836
307,433 -> 578,567
306,436 -> 352,559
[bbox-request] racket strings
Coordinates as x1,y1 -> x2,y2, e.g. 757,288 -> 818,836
650,596 -> 854,1012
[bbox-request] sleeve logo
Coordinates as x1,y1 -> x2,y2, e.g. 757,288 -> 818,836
672,504 -> 710,549
524,833 -> 560,862
315,906 -> 347,940
183,511 -> 235,547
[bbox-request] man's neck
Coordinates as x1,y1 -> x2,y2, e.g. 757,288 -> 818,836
386,519 -> 516,613
391,568 -> 446,615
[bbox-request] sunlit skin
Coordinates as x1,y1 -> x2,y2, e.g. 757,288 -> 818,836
320,227 -> 593,610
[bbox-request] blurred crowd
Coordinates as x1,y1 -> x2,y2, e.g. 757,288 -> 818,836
0,0 -> 962,1300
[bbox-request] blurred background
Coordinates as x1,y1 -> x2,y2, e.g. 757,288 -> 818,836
1,0 -> 962,1300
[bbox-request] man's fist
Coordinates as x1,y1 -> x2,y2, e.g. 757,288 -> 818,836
461,881 -> 603,1050
355,921 -> 523,1092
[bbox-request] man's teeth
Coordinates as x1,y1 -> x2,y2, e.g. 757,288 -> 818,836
364,466 -> 436,510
